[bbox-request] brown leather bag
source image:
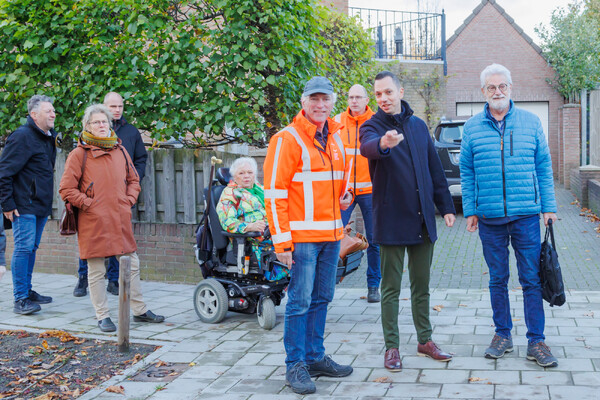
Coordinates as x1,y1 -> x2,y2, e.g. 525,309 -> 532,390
339,225 -> 369,259
59,150 -> 88,236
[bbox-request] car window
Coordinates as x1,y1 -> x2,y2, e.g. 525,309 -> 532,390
439,125 -> 464,144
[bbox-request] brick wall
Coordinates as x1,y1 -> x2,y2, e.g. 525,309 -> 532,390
5,220 -> 202,284
589,180 -> 600,216
446,2 -> 564,179
570,166 -> 600,208
559,105 -> 581,188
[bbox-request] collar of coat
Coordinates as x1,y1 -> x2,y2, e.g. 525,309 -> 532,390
374,99 -> 414,126
293,110 -> 344,141
342,106 -> 375,126
26,115 -> 56,138
483,99 -> 515,123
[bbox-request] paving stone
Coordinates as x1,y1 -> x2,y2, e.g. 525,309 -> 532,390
563,345 -> 600,358
325,332 -> 371,343
227,379 -> 285,394
257,353 -> 285,366
196,394 -> 249,400
385,383 -> 442,398
318,367 -> 372,382
336,343 -> 385,355
220,365 -> 278,380
177,365 -> 230,380
469,370 -> 520,385
549,386 -> 598,400
494,384 -> 549,400
234,352 -> 267,366
446,356 -> 496,370
418,369 -> 469,384
571,371 -> 600,385
195,352 -> 246,366
199,377 -> 240,394
211,340 -> 257,353
521,371 -> 571,385
400,356 -> 449,369
552,358 -> 595,372
332,382 -> 389,397
367,367 -> 420,383
439,383 -> 494,399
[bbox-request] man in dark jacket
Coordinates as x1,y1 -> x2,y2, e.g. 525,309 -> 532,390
73,92 -> 148,297
0,95 -> 57,315
360,71 -> 456,371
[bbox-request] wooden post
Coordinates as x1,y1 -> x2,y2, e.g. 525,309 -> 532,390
117,255 -> 131,353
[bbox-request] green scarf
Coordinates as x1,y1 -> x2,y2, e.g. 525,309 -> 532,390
245,184 -> 265,208
80,130 -> 118,148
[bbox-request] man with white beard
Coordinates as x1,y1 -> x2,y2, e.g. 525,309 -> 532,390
460,63 -> 559,368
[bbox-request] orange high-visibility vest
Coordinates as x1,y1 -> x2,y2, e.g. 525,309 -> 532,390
263,110 -> 348,253
335,106 -> 375,195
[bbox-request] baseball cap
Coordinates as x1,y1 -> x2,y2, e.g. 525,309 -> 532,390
303,76 -> 334,97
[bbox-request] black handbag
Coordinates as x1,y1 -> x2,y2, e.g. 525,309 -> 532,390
60,149 -> 88,236
539,219 -> 566,307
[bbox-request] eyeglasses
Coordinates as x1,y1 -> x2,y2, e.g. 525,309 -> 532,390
308,96 -> 333,103
348,96 -> 366,101
90,120 -> 110,126
486,83 -> 509,94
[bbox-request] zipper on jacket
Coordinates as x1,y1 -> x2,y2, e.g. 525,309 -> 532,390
533,173 -> 538,203
501,134 -> 507,216
353,124 -> 358,194
510,130 -> 513,156
325,143 -> 338,240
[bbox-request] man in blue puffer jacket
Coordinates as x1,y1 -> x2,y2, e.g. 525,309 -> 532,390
460,63 -> 558,368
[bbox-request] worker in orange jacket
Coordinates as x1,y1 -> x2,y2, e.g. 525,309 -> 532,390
335,84 -> 380,303
263,76 -> 353,395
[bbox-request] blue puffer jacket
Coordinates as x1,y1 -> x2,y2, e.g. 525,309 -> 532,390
460,101 -> 557,219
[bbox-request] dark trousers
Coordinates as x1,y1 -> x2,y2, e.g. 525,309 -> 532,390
380,230 -> 434,349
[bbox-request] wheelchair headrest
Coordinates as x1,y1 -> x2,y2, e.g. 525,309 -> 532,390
216,167 -> 231,186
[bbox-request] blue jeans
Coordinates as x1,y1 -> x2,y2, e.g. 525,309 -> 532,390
78,256 -> 119,281
284,241 -> 340,368
479,214 -> 545,344
0,218 -> 6,266
341,193 -> 381,287
11,214 -> 48,301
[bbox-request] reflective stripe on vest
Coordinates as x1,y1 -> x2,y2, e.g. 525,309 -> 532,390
268,136 -> 285,238
345,147 -> 361,156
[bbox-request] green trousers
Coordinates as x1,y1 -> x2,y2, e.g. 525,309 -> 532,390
380,233 -> 434,349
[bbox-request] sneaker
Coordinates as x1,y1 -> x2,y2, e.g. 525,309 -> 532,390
484,334 -> 514,359
367,286 -> 380,303
527,342 -> 558,367
28,290 -> 52,304
73,275 -> 88,297
307,355 -> 353,377
13,298 -> 41,315
133,310 -> 165,323
98,317 -> 116,332
106,280 -> 119,296
286,362 -> 316,395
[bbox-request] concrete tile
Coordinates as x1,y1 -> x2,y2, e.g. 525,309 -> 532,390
199,377 -> 240,394
195,352 -> 246,366
549,385 -> 600,400
439,383 -> 494,399
552,358 -> 595,372
446,356 -> 496,370
494,384 -> 549,400
227,378 -> 285,394
521,371 -> 572,385
234,352 -> 267,366
220,365 -> 277,380
386,383 -> 442,398
571,371 -> 600,385
469,370 -> 520,385
332,382 -> 389,397
418,369 -> 469,384
401,356 -> 449,369
367,368 -> 420,383
177,365 -> 230,379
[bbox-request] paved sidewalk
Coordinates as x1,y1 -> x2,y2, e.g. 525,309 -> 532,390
1,274 -> 600,400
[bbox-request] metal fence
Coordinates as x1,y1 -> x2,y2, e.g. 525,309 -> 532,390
349,7 -> 446,71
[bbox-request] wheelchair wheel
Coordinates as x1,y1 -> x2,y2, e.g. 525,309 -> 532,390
193,278 -> 228,324
257,297 -> 276,330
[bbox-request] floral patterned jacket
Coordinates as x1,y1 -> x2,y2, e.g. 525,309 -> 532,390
216,182 -> 267,235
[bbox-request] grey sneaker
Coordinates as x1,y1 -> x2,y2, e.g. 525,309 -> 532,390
367,286 -> 380,303
286,362 -> 315,395
527,342 -> 558,367
307,355 -> 353,377
484,334 -> 514,359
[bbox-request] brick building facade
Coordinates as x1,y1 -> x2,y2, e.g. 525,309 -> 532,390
445,0 -> 565,179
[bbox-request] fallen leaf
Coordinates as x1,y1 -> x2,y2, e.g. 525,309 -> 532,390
33,392 -> 59,400
512,318 -> 521,322
155,360 -> 169,367
373,376 -> 393,383
584,312 -> 594,317
458,304 -> 468,307
401,298 -> 409,301
359,296 -> 367,299
576,337 -> 586,342
164,323 -> 175,326
72,389 -> 80,397
80,351 -> 87,356
482,271 -> 488,275
433,305 -> 444,312
106,385 -> 125,394
469,377 -> 486,382
29,369 -> 48,375
189,362 -> 196,366
42,340 -> 49,350
59,385 -> 70,392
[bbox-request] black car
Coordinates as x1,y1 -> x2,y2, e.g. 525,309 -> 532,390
433,119 -> 466,205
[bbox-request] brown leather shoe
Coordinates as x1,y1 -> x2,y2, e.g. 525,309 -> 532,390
384,348 -> 402,371
417,341 -> 452,362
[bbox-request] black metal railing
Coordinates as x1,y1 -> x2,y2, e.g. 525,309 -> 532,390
349,7 -> 446,73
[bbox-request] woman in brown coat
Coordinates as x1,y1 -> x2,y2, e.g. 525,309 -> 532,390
59,104 -> 164,332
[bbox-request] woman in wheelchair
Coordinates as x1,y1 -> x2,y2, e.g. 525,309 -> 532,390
216,157 -> 289,281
